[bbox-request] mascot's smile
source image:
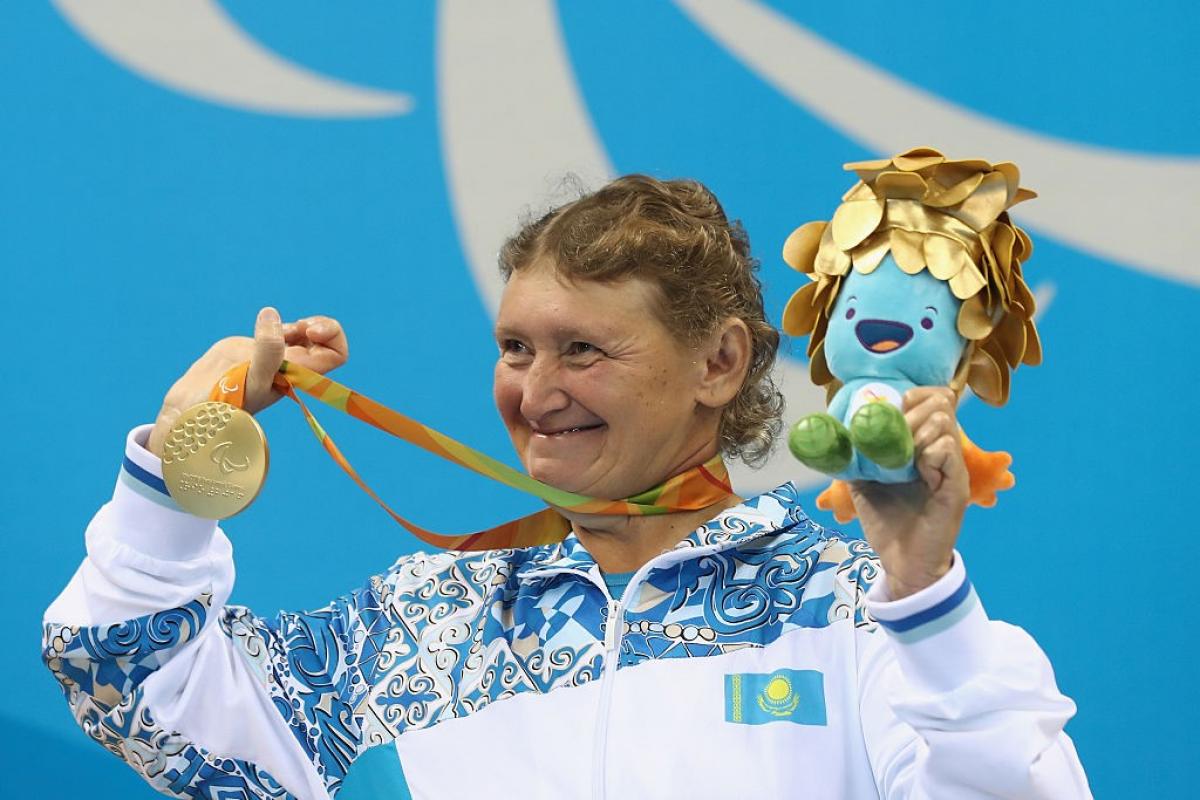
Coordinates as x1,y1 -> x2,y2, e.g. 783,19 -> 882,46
856,319 -> 913,353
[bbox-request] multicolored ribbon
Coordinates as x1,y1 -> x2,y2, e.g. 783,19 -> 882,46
210,361 -> 734,551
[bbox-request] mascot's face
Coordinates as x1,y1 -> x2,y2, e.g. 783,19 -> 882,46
825,254 -> 967,386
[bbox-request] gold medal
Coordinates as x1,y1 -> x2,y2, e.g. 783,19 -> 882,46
161,401 -> 268,519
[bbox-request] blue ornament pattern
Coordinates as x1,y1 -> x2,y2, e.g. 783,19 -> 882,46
43,483 -> 879,797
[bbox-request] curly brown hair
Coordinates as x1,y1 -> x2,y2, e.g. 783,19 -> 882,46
499,174 -> 783,466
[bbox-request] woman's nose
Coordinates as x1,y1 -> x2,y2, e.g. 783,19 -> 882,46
519,356 -> 570,421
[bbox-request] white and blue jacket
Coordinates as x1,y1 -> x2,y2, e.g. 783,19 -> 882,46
43,426 -> 1092,798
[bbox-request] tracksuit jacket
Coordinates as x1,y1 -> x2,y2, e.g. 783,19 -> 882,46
42,425 -> 1093,798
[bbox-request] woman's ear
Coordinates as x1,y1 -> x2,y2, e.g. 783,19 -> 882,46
697,317 -> 753,409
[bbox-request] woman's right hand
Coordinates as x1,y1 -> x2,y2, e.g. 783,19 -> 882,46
146,307 -> 349,457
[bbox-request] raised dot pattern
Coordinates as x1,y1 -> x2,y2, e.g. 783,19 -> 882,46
162,402 -> 234,465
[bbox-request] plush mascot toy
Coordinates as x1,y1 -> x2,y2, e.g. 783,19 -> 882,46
782,147 -> 1042,522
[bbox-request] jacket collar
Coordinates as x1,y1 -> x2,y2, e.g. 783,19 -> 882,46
517,482 -> 808,584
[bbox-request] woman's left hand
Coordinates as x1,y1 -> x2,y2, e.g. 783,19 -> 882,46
849,387 -> 969,599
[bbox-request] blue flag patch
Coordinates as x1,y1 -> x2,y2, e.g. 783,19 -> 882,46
725,669 -> 826,726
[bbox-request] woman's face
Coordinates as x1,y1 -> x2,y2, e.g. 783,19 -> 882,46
493,262 -> 720,501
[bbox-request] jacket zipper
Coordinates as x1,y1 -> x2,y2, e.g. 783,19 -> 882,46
592,595 -> 622,800
585,525 -> 779,799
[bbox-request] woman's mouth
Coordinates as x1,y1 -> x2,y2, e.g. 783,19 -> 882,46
532,423 -> 606,438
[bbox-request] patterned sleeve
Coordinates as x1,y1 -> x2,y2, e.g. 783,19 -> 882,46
43,593 -> 303,798
42,427 -> 490,798
42,548 -> 448,800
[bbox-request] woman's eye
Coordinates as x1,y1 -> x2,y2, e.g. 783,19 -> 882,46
566,341 -> 598,356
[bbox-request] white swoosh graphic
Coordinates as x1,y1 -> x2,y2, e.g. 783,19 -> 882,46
436,0 -> 826,494
675,0 -> 1200,288
438,0 -> 612,313
53,0 -> 412,117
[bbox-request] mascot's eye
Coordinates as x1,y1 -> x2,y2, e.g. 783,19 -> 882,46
845,308 -> 856,320
921,317 -> 934,330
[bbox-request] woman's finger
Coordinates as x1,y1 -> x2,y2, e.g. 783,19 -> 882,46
246,307 -> 286,411
912,409 -> 956,453
915,431 -> 968,497
284,341 -> 346,374
904,385 -> 957,408
301,316 -> 349,357
915,432 -> 953,492
283,320 -> 309,346
904,389 -> 956,435
280,315 -> 349,374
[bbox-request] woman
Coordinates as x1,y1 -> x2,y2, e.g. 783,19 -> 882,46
43,175 -> 1090,798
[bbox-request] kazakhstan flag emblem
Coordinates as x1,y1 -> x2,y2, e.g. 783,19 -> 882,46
725,669 -> 826,726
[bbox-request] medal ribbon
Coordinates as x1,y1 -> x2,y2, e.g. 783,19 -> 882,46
210,361 -> 733,551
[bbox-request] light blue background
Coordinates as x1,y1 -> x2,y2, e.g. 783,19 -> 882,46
3,2 -> 1196,797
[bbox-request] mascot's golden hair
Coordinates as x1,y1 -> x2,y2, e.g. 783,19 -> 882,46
781,147 -> 1042,406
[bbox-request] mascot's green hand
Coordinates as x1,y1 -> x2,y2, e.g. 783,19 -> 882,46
789,413 -> 853,474
850,400 -> 914,470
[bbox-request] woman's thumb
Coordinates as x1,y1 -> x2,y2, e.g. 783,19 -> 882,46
247,307 -> 285,411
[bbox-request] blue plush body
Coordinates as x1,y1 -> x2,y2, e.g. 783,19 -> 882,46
824,255 -> 966,482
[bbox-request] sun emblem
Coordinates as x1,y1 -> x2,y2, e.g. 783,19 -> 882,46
757,673 -> 801,717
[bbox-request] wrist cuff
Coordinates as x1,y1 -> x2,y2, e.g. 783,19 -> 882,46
866,551 -> 991,693
109,424 -> 218,561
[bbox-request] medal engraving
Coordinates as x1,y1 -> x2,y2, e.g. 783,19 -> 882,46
162,401 -> 268,518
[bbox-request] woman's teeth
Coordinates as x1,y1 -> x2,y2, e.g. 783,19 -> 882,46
540,424 -> 602,436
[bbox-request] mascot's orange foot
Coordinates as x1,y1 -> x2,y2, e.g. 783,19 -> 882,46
961,433 -> 1015,508
816,431 -> 1015,524
816,481 -> 857,524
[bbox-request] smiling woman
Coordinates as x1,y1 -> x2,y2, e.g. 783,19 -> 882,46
494,271 -> 717,500
497,175 -> 783,471
43,174 -> 1090,799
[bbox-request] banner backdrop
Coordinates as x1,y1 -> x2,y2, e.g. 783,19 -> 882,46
3,2 -> 1196,797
